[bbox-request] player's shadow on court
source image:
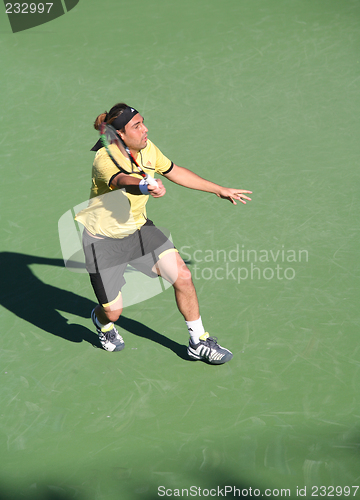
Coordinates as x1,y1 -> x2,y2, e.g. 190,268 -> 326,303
0,251 -> 188,359
118,316 -> 188,360
0,251 -> 100,347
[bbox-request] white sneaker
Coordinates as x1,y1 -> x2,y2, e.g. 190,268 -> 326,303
187,333 -> 233,364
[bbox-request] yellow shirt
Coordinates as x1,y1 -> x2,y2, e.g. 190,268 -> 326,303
75,139 -> 172,238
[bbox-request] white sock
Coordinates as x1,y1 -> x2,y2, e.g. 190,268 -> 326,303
186,317 -> 205,345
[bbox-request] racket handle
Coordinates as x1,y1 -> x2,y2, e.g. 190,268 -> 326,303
146,175 -> 158,187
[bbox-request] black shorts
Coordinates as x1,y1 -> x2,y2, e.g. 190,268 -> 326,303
82,219 -> 177,307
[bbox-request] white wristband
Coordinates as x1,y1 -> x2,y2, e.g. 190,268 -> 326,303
139,178 -> 150,195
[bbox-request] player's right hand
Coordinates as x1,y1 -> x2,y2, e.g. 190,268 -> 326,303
148,179 -> 166,198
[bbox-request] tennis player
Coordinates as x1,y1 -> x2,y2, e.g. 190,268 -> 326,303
75,103 -> 252,364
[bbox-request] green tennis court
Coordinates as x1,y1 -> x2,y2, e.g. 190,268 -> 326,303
1,0 -> 359,498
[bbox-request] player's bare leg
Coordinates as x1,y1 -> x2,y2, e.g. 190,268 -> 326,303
169,253 -> 200,322
94,302 -> 123,324
154,251 -> 199,320
155,252 -> 232,364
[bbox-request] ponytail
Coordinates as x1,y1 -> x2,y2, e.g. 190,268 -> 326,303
93,112 -> 107,131
93,103 -> 130,132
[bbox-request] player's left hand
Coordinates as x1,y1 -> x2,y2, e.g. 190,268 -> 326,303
216,188 -> 252,205
148,178 -> 166,198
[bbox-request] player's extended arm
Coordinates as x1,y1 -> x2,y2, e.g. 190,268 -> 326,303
164,164 -> 252,205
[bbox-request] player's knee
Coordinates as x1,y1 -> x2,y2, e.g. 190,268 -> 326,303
173,264 -> 194,291
178,262 -> 192,282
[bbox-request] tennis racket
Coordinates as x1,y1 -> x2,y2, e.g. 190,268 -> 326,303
99,122 -> 158,186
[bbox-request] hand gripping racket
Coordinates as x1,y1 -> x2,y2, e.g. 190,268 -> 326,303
99,122 -> 158,186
